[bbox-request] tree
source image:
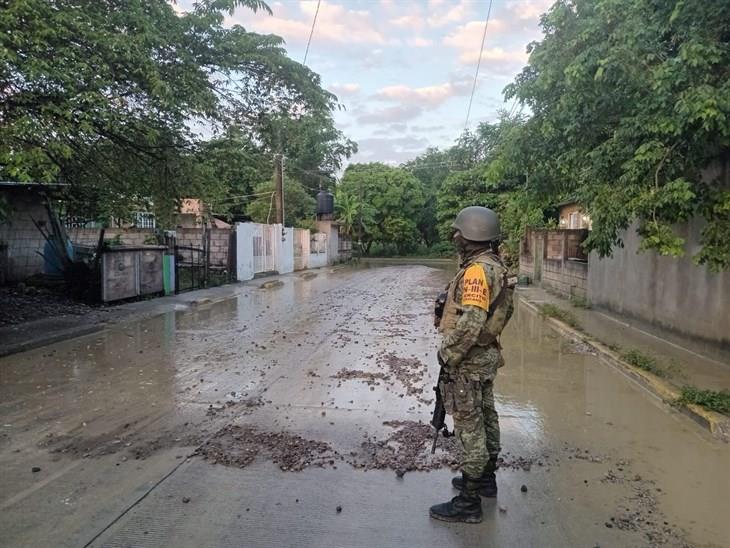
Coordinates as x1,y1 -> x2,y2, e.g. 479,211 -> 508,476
245,178 -> 316,227
505,0 -> 730,270
0,0 -> 346,224
338,163 -> 425,254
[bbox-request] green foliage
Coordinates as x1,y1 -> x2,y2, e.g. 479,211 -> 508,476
676,386 -> 730,416
621,349 -> 666,378
436,167 -> 499,241
339,163 -> 425,255
245,178 -> 316,226
506,0 -> 730,271
538,303 -> 582,330
0,0 -> 351,224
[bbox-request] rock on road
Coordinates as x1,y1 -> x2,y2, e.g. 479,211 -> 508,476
0,264 -> 727,548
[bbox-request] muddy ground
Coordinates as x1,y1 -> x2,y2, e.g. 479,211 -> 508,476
0,265 -> 728,548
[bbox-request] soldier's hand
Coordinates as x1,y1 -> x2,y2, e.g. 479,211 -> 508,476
437,351 -> 447,368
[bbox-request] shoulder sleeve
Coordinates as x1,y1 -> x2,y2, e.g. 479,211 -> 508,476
461,264 -> 490,310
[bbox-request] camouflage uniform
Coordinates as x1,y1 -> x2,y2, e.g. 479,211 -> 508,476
438,250 -> 513,479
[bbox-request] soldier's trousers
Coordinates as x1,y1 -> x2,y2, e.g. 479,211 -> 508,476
447,376 -> 501,478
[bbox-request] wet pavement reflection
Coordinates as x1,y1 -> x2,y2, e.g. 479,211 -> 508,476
1,264 -> 728,548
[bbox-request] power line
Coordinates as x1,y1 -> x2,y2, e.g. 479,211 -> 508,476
303,0 -> 321,65
464,0 -> 494,131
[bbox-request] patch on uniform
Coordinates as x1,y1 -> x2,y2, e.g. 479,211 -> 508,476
461,264 -> 490,310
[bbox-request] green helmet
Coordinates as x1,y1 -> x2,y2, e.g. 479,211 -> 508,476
452,206 -> 501,242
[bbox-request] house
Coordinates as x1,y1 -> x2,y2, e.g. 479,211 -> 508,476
557,201 -> 592,230
178,198 -> 231,229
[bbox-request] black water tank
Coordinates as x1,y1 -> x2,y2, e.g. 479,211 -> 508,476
316,190 -> 334,216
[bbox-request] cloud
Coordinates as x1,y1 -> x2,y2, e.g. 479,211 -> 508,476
426,0 -> 472,27
328,82 -> 361,96
351,135 -> 430,164
375,80 -> 470,107
234,1 -> 386,46
507,0 -> 554,20
459,47 -> 528,70
407,37 -> 433,47
443,19 -> 508,52
411,124 -> 446,132
390,14 -> 423,29
356,104 -> 423,125
373,123 -> 408,136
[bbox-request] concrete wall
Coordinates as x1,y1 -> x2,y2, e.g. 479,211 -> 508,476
0,188 -> 52,282
588,218 -> 730,347
520,228 -> 588,300
69,227 -> 232,270
542,258 -> 588,300
316,220 -> 340,266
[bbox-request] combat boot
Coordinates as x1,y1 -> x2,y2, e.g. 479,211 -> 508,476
429,474 -> 483,523
451,461 -> 497,497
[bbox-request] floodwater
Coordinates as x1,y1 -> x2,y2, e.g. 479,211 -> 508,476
0,265 -> 728,548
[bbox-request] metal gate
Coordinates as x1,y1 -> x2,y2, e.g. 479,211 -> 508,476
293,228 -> 310,271
174,243 -> 207,292
252,224 -> 278,275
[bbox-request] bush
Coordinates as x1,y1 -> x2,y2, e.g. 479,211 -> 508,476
622,349 -> 666,377
677,386 -> 730,416
538,303 -> 581,330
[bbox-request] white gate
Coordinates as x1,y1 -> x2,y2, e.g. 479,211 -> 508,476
253,223 -> 278,274
293,228 -> 310,271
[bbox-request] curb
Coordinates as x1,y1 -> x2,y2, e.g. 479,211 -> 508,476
518,297 -> 730,442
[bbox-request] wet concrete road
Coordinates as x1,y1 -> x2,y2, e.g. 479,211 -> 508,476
1,265 -> 728,548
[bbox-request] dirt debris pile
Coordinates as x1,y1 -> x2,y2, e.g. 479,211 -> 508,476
349,420 -> 459,472
376,352 -> 433,404
196,424 -> 341,472
331,368 -> 389,386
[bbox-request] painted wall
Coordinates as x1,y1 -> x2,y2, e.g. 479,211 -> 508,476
587,218 -> 730,347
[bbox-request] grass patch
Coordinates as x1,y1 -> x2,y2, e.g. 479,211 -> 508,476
621,349 -> 667,378
676,386 -> 730,416
570,295 -> 591,309
538,303 -> 582,330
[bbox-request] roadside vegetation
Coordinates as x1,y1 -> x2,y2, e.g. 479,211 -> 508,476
676,387 -> 730,416
538,304 -> 582,331
621,349 -> 668,378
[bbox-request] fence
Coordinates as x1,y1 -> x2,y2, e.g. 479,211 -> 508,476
235,222 -> 345,281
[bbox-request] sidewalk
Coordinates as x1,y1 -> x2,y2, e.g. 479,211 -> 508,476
516,285 -> 730,440
0,279 -> 275,357
517,286 -> 730,392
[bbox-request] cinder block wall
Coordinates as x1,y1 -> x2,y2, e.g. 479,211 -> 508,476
519,228 -> 588,300
542,258 -> 588,300
68,228 -> 154,247
176,228 -> 230,269
0,189 -> 51,282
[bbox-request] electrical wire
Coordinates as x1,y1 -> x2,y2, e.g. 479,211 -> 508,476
266,190 -> 275,224
464,0 -> 494,131
303,0 -> 321,65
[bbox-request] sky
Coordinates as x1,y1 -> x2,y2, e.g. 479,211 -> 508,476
179,0 -> 553,166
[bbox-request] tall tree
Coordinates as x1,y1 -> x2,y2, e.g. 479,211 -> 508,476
505,0 -> 730,270
338,163 -> 425,255
0,0 -> 347,224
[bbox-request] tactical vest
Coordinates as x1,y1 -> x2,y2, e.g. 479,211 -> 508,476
439,252 -> 514,347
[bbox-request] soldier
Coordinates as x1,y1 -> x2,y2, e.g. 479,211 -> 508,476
429,206 -> 515,524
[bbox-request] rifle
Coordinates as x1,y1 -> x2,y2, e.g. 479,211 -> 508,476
431,366 -> 453,453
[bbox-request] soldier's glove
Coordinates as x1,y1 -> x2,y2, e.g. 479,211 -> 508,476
437,351 -> 448,368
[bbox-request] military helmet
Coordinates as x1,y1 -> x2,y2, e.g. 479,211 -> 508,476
452,206 -> 501,242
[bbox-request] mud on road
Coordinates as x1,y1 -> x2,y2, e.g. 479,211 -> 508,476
0,265 -> 727,548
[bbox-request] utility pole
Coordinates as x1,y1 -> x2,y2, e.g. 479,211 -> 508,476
274,153 -> 284,226
358,177 -> 363,256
